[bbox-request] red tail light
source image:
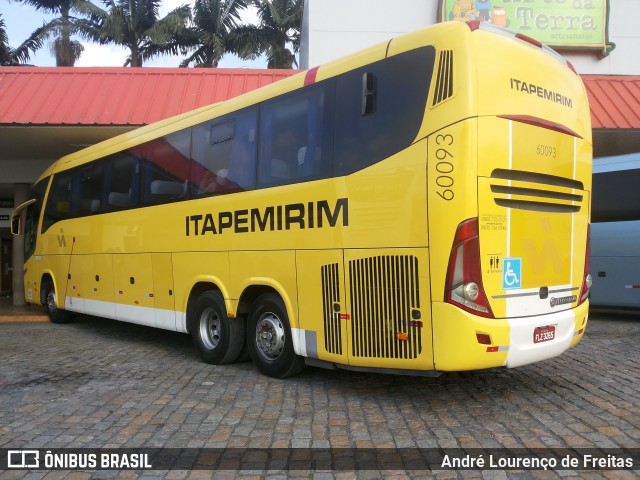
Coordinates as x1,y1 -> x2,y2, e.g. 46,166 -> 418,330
445,218 -> 494,318
579,224 -> 592,304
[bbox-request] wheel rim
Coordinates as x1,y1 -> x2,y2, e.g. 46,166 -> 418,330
199,307 -> 221,350
46,290 -> 58,315
255,312 -> 286,360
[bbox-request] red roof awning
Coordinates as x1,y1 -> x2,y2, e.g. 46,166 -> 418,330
2,68 -> 639,132
582,75 -> 640,129
0,67 -> 298,126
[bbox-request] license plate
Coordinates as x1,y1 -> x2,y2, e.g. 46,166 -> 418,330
534,325 -> 555,343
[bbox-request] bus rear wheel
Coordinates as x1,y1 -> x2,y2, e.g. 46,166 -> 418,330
191,291 -> 245,364
42,279 -> 73,324
247,293 -> 304,378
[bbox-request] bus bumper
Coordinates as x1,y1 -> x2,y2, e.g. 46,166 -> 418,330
504,301 -> 588,368
432,301 -> 589,371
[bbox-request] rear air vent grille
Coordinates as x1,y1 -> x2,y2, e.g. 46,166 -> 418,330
493,199 -> 580,213
349,255 -> 422,359
321,263 -> 342,355
491,169 -> 584,190
432,50 -> 454,107
490,169 -> 583,213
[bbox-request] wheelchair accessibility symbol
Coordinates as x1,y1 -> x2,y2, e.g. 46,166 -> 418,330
502,258 -> 522,289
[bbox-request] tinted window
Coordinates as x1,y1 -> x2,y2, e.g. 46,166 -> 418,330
24,178 -> 48,259
334,46 -> 435,175
34,46 -> 436,227
132,129 -> 191,205
592,169 -> 640,222
191,108 -> 258,196
259,85 -> 333,187
75,162 -> 103,216
42,170 -> 73,232
104,152 -> 140,211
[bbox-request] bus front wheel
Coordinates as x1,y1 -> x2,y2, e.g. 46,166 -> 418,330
42,279 -> 73,324
191,291 -> 245,364
247,293 -> 304,378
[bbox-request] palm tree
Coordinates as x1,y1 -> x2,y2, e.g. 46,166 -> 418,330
0,14 -> 12,65
15,0 -> 98,66
179,0 -> 249,68
234,0 -> 302,69
97,0 -> 191,67
49,28 -> 85,65
0,13 -> 47,65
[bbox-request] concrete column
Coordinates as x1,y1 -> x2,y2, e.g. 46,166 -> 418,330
12,183 -> 30,306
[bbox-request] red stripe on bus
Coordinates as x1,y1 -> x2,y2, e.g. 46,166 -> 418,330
499,114 -> 582,139
304,67 -> 319,86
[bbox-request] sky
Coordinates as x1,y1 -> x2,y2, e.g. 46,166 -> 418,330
1,0 -> 268,68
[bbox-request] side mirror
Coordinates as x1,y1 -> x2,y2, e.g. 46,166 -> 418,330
10,199 -> 37,236
11,214 -> 22,236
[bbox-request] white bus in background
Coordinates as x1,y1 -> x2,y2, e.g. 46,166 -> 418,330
590,154 -> 640,308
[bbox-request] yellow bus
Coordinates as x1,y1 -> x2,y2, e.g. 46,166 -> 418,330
12,21 -> 592,378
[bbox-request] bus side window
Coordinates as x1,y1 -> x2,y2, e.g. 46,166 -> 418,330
592,168 -> 640,222
258,85 -> 332,187
136,129 -> 192,205
334,46 -> 435,175
42,170 -> 73,233
104,152 -> 140,211
75,162 -> 104,216
190,107 -> 258,197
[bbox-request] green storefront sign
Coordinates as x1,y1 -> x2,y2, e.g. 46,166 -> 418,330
438,0 -> 615,56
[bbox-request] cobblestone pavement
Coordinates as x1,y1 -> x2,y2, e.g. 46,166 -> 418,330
0,311 -> 638,479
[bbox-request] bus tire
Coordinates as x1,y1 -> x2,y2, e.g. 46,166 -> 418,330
43,279 -> 73,324
247,293 -> 304,378
191,291 -> 245,365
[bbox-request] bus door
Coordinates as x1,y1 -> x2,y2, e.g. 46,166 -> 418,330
113,253 -> 155,327
297,248 -> 433,370
344,249 -> 433,371
296,250 -> 348,366
81,254 -> 115,318
66,254 -> 87,314
151,253 -> 176,330
105,253 -> 176,329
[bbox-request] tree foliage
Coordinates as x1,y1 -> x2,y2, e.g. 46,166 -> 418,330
3,0 -> 304,68
95,0 -> 191,67
179,0 -> 248,68
0,13 -> 47,65
14,0 -> 102,66
235,0 -> 303,69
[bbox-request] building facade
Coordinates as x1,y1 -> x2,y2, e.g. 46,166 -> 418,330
300,0 -> 640,160
301,0 -> 640,76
